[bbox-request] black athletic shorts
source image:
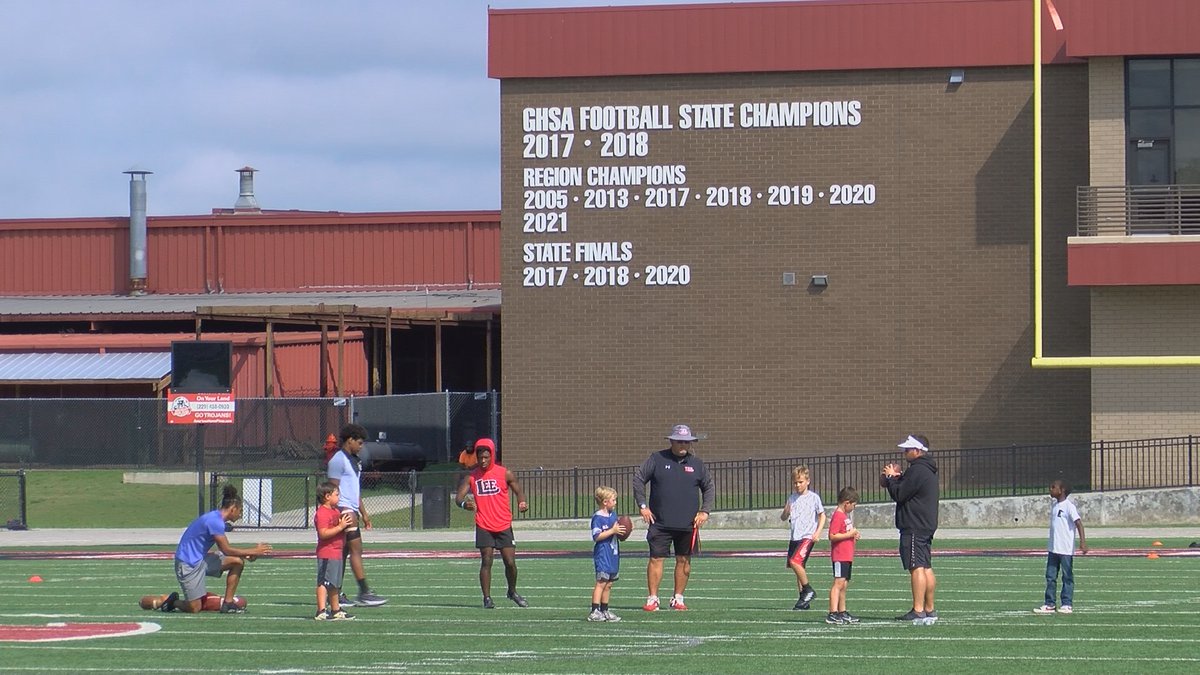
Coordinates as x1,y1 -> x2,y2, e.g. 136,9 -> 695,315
899,531 -> 934,570
475,525 -> 515,550
647,523 -> 693,558
832,560 -> 853,580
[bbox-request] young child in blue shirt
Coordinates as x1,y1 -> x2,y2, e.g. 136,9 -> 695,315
589,486 -> 628,622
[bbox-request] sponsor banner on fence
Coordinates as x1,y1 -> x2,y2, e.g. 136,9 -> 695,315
166,391 -> 236,424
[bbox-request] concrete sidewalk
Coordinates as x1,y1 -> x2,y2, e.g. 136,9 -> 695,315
2,526 -> 1195,548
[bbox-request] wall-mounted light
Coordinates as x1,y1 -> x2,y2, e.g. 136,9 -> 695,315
948,69 -> 965,85
810,274 -> 828,288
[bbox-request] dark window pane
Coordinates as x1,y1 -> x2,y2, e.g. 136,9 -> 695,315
1176,109 -> 1200,184
1129,59 -> 1171,107
1129,109 -> 1172,138
1175,59 -> 1200,107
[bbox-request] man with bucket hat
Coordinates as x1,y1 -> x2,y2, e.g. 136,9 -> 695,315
881,434 -> 940,625
632,424 -> 715,612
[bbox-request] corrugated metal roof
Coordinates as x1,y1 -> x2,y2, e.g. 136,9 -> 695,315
0,352 -> 170,382
1063,0 -> 1200,58
0,290 -> 501,320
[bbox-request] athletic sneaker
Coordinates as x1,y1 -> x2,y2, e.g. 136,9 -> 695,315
338,593 -> 356,608
329,610 -> 355,621
159,592 -> 179,613
483,596 -> 496,609
356,591 -> 388,607
603,611 -> 621,622
825,612 -> 845,625
507,591 -> 529,608
840,612 -> 860,624
643,595 -> 660,612
800,587 -> 816,605
313,610 -> 331,621
587,609 -> 606,622
1057,605 -> 1073,614
220,602 -> 245,614
669,595 -> 688,610
792,598 -> 810,611
924,610 -> 939,624
1034,604 -> 1056,615
896,609 -> 926,621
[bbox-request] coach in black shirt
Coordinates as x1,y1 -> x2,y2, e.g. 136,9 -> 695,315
632,424 -> 715,612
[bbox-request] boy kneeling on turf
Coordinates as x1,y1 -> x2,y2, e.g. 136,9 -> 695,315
826,487 -> 861,625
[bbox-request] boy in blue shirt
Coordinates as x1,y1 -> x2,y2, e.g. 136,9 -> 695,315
589,486 -> 628,622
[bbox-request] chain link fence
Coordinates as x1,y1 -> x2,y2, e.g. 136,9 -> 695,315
0,392 -> 500,472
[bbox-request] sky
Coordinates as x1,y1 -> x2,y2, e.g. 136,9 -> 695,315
0,0 -> 741,220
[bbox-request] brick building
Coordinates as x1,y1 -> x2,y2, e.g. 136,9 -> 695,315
490,0 -> 1200,468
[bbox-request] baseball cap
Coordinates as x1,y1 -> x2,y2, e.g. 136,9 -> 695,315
666,424 -> 698,441
897,435 -> 929,452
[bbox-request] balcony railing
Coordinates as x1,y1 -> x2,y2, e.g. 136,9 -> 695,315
1077,184 -> 1200,236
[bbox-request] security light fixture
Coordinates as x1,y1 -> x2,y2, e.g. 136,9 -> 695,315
949,69 -> 965,85
810,274 -> 829,288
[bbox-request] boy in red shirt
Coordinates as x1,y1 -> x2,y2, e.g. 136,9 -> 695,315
454,438 -> 529,609
826,487 -> 861,625
314,481 -> 355,620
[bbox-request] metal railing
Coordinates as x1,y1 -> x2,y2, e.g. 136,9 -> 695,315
512,435 -> 1197,521
210,435 -> 1195,528
1077,184 -> 1200,236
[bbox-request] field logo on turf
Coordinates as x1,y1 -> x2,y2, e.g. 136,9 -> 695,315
0,622 -> 161,643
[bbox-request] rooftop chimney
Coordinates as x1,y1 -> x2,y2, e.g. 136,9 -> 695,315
124,168 -> 153,295
234,166 -> 261,212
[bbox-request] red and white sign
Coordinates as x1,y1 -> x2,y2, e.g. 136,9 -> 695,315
166,391 -> 236,424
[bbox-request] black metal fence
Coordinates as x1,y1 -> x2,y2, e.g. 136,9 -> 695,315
0,469 -> 28,530
210,436 -> 1198,529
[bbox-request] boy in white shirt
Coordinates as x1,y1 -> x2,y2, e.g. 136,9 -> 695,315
781,465 -> 826,610
1034,480 -> 1088,614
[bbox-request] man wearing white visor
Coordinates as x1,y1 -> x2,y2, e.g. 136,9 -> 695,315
881,434 -> 939,625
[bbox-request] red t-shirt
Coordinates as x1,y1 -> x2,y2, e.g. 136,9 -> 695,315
315,505 -> 344,559
829,508 -> 856,563
468,462 -> 512,532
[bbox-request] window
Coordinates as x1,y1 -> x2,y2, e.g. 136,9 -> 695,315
1127,58 -> 1200,185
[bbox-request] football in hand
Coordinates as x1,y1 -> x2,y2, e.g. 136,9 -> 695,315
616,514 -> 634,541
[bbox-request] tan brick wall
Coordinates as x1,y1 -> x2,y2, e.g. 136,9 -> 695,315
500,66 -> 1091,469
1091,286 -> 1200,442
1088,57 -> 1125,187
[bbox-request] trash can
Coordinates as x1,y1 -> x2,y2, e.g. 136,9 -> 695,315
421,485 -> 450,529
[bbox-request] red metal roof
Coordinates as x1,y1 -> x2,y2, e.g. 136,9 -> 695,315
0,210 -> 500,296
489,0 -> 1198,79
1063,0 -> 1200,58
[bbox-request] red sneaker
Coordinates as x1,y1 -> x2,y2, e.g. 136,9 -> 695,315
642,596 -> 660,612
669,595 -> 688,610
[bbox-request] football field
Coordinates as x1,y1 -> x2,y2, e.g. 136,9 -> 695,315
2,546 -> 1198,674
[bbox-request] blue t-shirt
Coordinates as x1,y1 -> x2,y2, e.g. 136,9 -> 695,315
591,509 -> 620,575
175,509 -> 227,565
327,450 -> 361,511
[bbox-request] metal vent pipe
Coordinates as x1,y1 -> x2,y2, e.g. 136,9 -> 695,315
124,168 -> 152,295
234,166 -> 260,211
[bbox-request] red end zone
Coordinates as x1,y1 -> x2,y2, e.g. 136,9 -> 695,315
0,622 -> 161,643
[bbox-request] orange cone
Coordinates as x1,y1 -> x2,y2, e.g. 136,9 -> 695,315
1151,541 -> 1163,547
1147,552 -> 1160,559
28,575 -> 43,582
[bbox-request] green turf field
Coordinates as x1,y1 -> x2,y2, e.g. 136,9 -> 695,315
2,546 -> 1198,674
